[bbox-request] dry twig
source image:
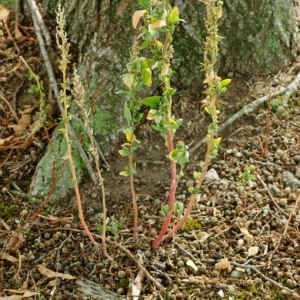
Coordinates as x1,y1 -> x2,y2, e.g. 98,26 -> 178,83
231,261 -> 296,294
190,69 -> 300,154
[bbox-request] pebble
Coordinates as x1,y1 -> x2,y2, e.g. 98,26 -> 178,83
231,270 -> 244,278
275,149 -> 284,157
186,180 -> 194,188
117,270 -> 126,278
44,232 -> 51,240
282,171 -> 300,189
268,184 -> 281,195
177,260 -> 185,267
204,169 -> 220,183
61,247 -> 68,254
279,198 -> 287,207
235,151 -> 242,158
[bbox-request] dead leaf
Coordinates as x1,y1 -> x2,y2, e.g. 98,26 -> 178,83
131,269 -> 144,300
14,24 -> 24,40
186,259 -> 198,271
0,5 -> 10,22
152,19 -> 166,29
196,231 -> 210,243
132,10 -> 146,29
8,125 -> 25,136
8,232 -> 25,252
0,291 -> 39,300
37,265 -> 76,280
215,258 -> 231,270
0,135 -> 14,146
247,246 -> 259,257
18,114 -> 32,129
239,227 -> 254,241
0,252 -> 18,263
203,71 -> 214,83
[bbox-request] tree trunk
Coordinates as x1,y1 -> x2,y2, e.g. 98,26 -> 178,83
30,0 -> 299,203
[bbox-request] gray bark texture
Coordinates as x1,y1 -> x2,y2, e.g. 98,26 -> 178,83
30,0 -> 299,201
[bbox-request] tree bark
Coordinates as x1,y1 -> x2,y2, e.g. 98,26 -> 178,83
30,0 -> 299,203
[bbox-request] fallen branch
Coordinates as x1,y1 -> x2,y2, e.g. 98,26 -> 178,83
231,261 -> 296,295
26,0 -> 51,46
190,69 -> 300,154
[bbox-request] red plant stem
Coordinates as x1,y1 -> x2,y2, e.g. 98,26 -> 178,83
160,136 -> 214,242
68,139 -> 98,245
129,152 -> 138,238
152,131 -> 177,249
73,182 -> 98,245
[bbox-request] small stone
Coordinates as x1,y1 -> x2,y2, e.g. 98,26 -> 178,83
137,225 -> 143,232
117,270 -> 126,278
204,169 -> 220,183
134,178 -> 140,185
117,288 -> 124,295
44,232 -> 51,240
277,271 -> 284,278
64,223 -> 71,229
279,198 -> 287,207
186,180 -> 194,188
276,149 -> 284,157
293,155 -> 300,163
150,229 -> 157,236
211,269 -> 219,277
282,171 -> 300,189
268,184 -> 281,195
235,151 -> 242,158
231,270 -> 244,278
144,250 -> 151,258
287,279 -> 298,288
61,247 -> 68,254
177,260 -> 185,267
237,239 -> 244,246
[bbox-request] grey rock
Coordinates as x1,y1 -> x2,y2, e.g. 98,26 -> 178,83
231,270 -> 244,278
204,169 -> 220,183
282,171 -> 300,189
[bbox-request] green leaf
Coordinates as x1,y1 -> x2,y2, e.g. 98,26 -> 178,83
220,78 -> 231,87
124,105 -> 132,121
141,96 -> 161,108
142,68 -> 152,87
169,143 -> 189,165
122,73 -> 135,90
118,147 -> 130,157
168,6 -> 179,24
138,0 -> 150,9
134,113 -> 144,122
140,41 -> 149,49
140,58 -> 154,69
